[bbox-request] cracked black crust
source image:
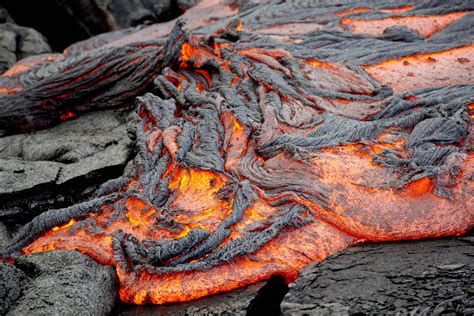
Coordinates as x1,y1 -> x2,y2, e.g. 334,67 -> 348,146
281,237 -> 474,315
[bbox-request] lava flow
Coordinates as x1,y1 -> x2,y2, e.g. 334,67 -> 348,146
1,0 -> 473,305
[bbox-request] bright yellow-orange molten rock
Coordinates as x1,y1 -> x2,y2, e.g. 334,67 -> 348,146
13,9 -> 474,306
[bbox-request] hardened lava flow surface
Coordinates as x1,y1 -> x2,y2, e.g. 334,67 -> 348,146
1,0 -> 473,305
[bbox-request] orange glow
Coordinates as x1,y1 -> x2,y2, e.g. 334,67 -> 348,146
223,113 -> 249,173
233,119 -> 243,132
2,54 -> 59,78
382,5 -> 414,13
0,88 -> 16,94
180,42 -> 195,62
169,167 -> 225,193
341,12 -> 469,38
335,7 -> 372,16
125,196 -> 155,226
59,111 -> 77,121
236,21 -> 244,31
335,98 -> 350,104
10,19 -> 474,306
334,5 -> 413,17
238,47 -> 292,59
364,45 -> 474,92
307,59 -> 334,69
405,177 -> 434,196
195,69 -> 213,91
52,219 -> 76,232
180,42 -> 216,66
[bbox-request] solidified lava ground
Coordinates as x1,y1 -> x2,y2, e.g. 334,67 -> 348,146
0,0 -> 473,305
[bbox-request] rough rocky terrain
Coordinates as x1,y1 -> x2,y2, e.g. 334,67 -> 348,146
0,110 -> 132,230
0,8 -> 51,74
282,237 -> 474,315
1,250 -> 117,315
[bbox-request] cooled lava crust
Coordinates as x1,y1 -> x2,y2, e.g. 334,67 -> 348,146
1,0 -> 473,304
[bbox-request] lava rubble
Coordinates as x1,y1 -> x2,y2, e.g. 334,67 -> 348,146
0,0 -> 473,305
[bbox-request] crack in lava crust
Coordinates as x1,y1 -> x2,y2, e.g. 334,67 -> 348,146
1,0 -> 474,305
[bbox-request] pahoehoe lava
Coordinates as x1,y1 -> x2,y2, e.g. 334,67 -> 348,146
0,0 -> 473,305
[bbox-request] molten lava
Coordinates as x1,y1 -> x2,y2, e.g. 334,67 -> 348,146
1,0 -> 473,306
364,45 -> 474,92
341,11 -> 469,38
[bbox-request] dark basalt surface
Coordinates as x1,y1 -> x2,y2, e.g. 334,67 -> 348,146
2,250 -> 117,315
0,222 -> 11,248
0,110 -> 133,224
0,262 -> 27,315
2,0 -> 181,51
282,237 -> 474,315
0,22 -> 51,74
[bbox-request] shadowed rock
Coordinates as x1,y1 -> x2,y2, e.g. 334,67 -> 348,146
2,0 -> 181,51
0,23 -> 51,74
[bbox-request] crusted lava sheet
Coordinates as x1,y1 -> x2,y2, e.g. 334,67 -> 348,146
1,0 -> 473,305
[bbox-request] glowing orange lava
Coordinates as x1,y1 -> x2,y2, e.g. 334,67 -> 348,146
364,45 -> 474,92
3,5 -> 473,305
341,12 -> 469,37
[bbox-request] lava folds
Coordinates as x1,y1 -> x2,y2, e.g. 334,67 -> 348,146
1,0 -> 473,305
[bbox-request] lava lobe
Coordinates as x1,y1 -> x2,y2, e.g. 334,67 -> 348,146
1,0 -> 473,305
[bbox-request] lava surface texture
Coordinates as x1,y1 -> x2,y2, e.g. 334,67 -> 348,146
1,0 -> 473,305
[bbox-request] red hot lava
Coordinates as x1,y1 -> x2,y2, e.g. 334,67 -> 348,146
1,0 -> 473,305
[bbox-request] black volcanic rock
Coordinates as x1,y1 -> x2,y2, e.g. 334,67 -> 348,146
2,0 -> 181,51
100,0 -> 178,28
0,262 -> 27,315
281,237 -> 474,315
176,0 -> 199,11
0,22 -> 51,74
0,222 -> 11,248
5,250 -> 117,315
0,110 -> 132,223
0,5 -> 13,23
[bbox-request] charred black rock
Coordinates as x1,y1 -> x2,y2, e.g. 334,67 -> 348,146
2,0 -> 182,51
247,276 -> 289,316
0,222 -> 11,248
5,250 -> 117,315
282,238 -> 474,315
